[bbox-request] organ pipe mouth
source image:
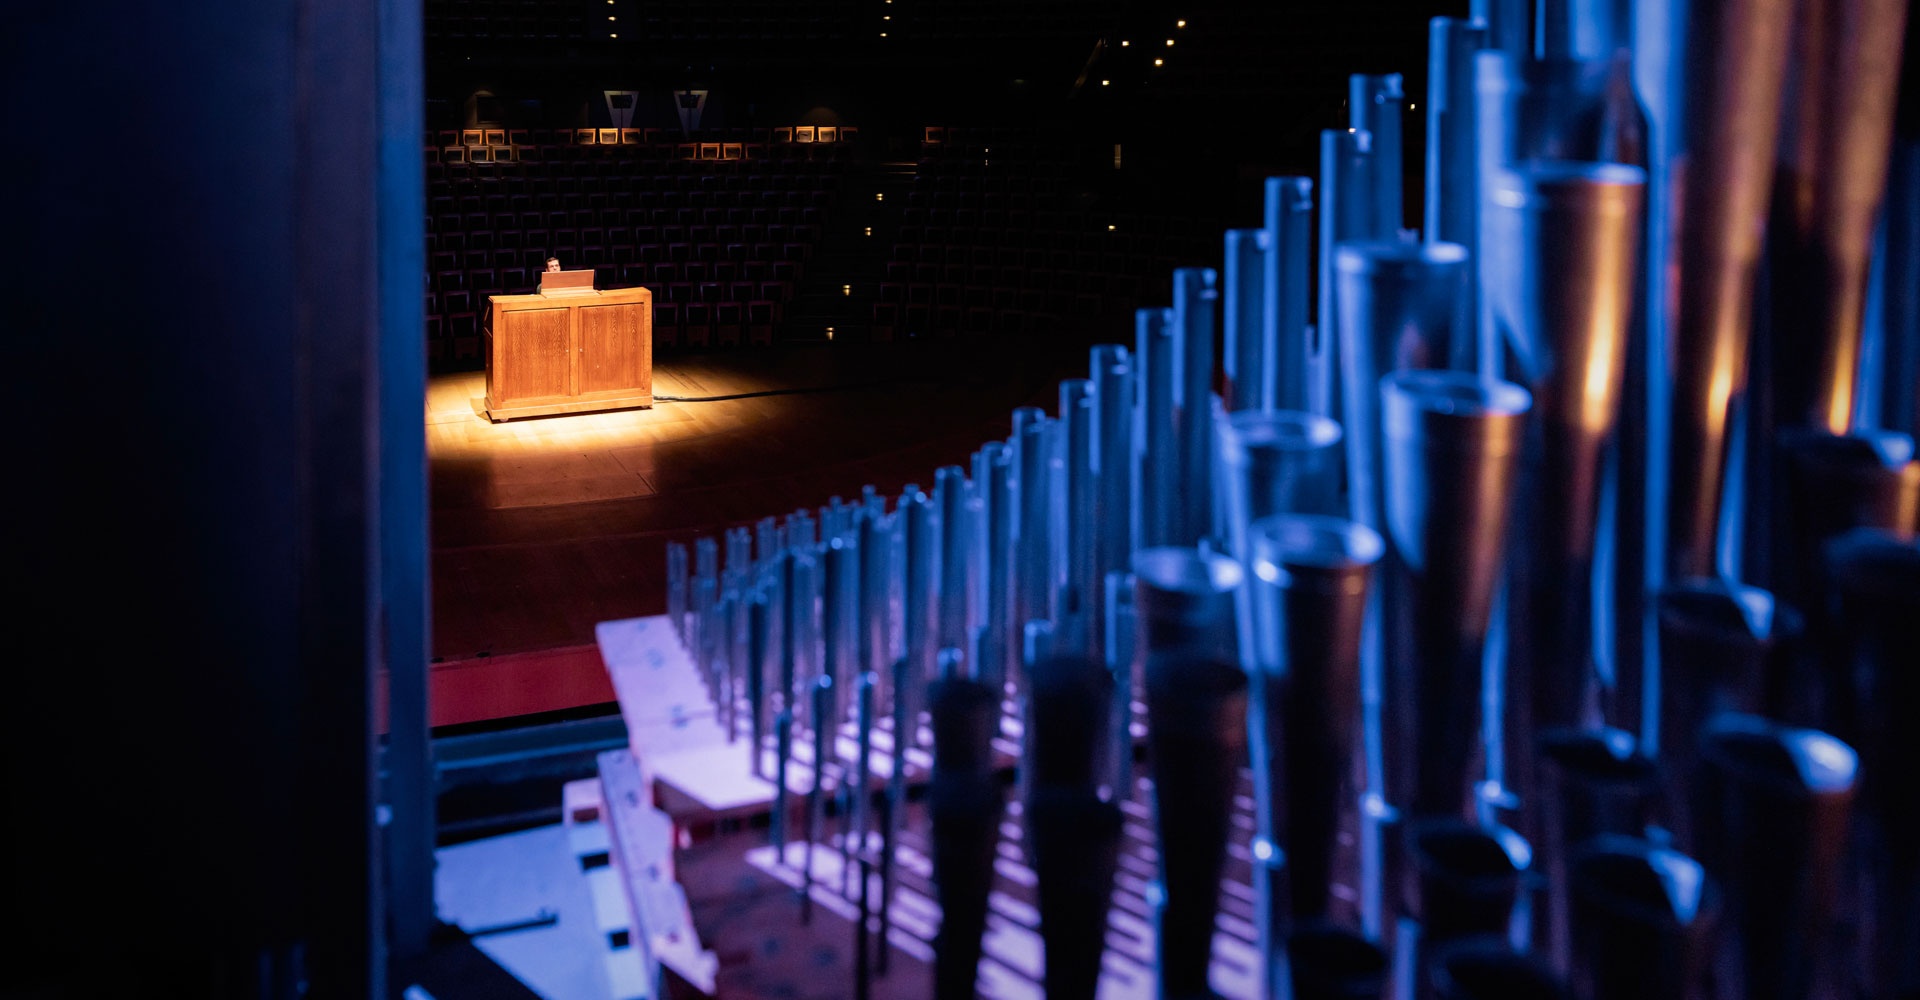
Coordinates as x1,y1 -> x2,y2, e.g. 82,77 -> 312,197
1335,239 -> 1469,273
1132,546 -> 1243,596
1251,514 -> 1384,577
1700,715 -> 1859,797
1221,409 -> 1344,457
1570,834 -> 1717,929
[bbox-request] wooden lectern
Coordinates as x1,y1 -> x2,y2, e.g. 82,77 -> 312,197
484,280 -> 653,421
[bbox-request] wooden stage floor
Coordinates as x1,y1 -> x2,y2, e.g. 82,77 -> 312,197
425,338 -> 1091,729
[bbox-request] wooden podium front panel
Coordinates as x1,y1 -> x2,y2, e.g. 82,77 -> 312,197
494,305 -> 573,402
578,299 -> 650,396
485,286 -> 652,420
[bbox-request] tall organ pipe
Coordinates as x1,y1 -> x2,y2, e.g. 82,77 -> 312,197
1380,370 -> 1531,821
1225,228 -> 1272,414
1335,241 -> 1474,535
1267,177 -> 1317,413
927,675 -> 1005,1000
1090,344 -> 1137,670
1319,129 -> 1385,421
1427,18 -> 1488,271
1248,514 -> 1383,981
1692,717 -> 1857,1000
1487,162 -> 1646,829
1768,0 -> 1913,436
1137,309 -> 1180,549
1057,379 -> 1098,653
1174,268 -> 1220,547
1023,652 -> 1122,1000
1350,74 -> 1407,235
1822,531 -> 1920,997
1662,0 -> 1798,580
1135,547 -> 1247,999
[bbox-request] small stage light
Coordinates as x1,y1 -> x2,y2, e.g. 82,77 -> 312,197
1154,58 -> 1164,66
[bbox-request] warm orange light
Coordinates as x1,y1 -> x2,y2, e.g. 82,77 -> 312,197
1154,57 -> 1164,66
1120,39 -> 1130,46
1166,38 -> 1175,46
1101,79 -> 1109,86
842,284 -> 852,296
876,192 -> 885,201
1107,224 -> 1116,231
1177,19 -> 1186,27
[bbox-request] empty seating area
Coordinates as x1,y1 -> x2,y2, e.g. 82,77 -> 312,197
426,0 -> 861,48
872,127 -> 1216,341
888,0 -> 1115,42
424,128 -> 854,364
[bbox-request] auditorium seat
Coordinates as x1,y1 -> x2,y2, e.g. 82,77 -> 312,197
683,303 -> 712,347
715,302 -> 743,346
748,301 -> 776,345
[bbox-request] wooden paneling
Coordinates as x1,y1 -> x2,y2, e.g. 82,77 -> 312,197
485,286 -> 652,419
494,305 -> 572,402
579,300 -> 651,397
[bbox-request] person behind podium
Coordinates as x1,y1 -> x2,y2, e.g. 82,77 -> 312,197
545,256 -> 562,273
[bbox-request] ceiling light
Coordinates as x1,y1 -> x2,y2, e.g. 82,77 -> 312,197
1100,79 -> 1109,86
1154,57 -> 1163,66
1177,19 -> 1186,27
1166,38 -> 1174,46
1120,39 -> 1129,46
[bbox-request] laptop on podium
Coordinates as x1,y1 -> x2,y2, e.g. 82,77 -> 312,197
539,269 -> 595,294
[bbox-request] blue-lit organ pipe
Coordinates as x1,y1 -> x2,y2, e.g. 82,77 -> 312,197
1266,176 -> 1316,413
1318,128 -> 1382,422
1350,73 -> 1407,236
1224,228 -> 1271,414
1173,268 -> 1220,548
1334,240 -> 1474,535
1136,308 -> 1180,549
1056,379 -> 1097,654
1089,344 -> 1136,671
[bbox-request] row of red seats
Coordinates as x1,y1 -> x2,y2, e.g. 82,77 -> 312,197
429,126 -> 860,147
431,183 -> 832,207
431,141 -> 853,166
428,297 -> 781,363
430,234 -> 822,266
428,211 -> 828,242
432,259 -> 800,291
431,170 -> 836,195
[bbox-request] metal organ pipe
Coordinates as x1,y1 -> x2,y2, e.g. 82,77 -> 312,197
1266,176 -> 1317,413
645,2 -> 1920,990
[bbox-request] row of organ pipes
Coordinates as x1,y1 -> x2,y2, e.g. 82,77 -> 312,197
663,0 -> 1919,994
